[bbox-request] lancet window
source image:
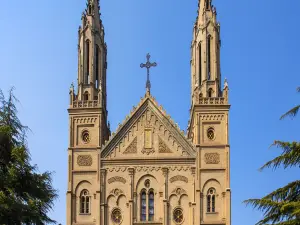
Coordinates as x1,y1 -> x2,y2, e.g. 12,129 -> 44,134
207,188 -> 216,213
80,190 -> 91,214
140,182 -> 155,222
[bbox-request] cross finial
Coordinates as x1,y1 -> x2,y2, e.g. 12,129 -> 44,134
140,53 -> 157,93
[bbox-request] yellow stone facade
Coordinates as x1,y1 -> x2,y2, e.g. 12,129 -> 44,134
66,0 -> 231,225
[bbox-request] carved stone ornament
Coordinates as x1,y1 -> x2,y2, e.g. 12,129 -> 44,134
142,148 -> 155,155
204,153 -> 220,164
158,137 -> 172,153
108,176 -> 127,184
171,188 -> 187,196
170,175 -> 188,183
110,188 -> 124,197
77,155 -> 93,166
123,137 -> 137,154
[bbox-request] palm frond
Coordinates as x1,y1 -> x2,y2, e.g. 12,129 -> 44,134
260,141 -> 300,170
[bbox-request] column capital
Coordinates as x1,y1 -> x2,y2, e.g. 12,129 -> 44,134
128,167 -> 135,175
162,167 -> 169,176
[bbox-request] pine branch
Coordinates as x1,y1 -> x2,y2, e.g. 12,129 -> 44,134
260,141 -> 300,170
280,105 -> 300,120
263,180 -> 300,202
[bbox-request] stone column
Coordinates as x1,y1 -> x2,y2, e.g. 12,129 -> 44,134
226,188 -> 231,225
200,192 -> 204,223
133,192 -> 137,223
162,168 -> 169,225
128,168 -> 135,225
100,169 -> 107,225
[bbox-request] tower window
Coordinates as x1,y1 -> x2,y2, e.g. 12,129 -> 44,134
85,40 -> 90,84
207,35 -> 211,80
140,190 -> 147,221
80,190 -> 91,214
207,188 -> 216,213
198,42 -> 202,85
95,45 -> 100,89
206,0 -> 210,10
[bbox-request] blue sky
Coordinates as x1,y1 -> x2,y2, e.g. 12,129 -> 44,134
0,0 -> 299,224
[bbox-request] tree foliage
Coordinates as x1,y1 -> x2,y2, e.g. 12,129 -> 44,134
244,87 -> 300,225
0,88 -> 58,224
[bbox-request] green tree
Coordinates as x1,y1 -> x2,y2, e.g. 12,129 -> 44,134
244,87 -> 300,225
0,88 -> 58,224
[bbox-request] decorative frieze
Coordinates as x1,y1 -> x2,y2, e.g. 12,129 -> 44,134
199,114 -> 224,121
170,175 -> 188,183
74,117 -> 97,124
204,153 -> 220,164
108,176 -> 127,184
77,155 -> 93,166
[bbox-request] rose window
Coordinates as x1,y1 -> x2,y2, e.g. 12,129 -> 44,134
173,208 -> 184,224
111,208 -> 122,224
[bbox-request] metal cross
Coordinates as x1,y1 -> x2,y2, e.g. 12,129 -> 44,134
140,53 -> 157,93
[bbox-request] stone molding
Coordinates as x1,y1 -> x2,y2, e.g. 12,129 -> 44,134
169,175 -> 188,183
107,176 -> 127,184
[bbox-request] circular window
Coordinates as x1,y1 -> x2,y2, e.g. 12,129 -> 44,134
82,130 -> 90,143
173,208 -> 184,224
207,128 -> 215,140
144,179 -> 150,188
111,208 -> 122,224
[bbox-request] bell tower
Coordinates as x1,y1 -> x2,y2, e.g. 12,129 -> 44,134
67,0 -> 109,224
188,0 -> 231,224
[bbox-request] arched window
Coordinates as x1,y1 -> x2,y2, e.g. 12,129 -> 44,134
207,188 -> 216,213
207,35 -> 211,80
198,42 -> 202,85
140,190 -> 147,221
208,88 -> 213,98
148,190 -> 154,221
80,190 -> 91,214
85,40 -> 90,84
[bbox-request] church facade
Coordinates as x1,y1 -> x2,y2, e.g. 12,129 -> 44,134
66,0 -> 231,225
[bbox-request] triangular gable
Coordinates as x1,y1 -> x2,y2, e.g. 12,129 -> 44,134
101,93 -> 196,159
